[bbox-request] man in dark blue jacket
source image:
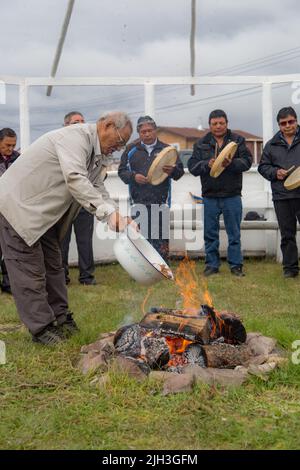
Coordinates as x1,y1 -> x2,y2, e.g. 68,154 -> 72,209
0,128 -> 20,294
188,110 -> 252,277
258,106 -> 300,278
118,116 -> 184,260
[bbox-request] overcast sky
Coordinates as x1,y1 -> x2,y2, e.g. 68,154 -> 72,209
0,0 -> 300,143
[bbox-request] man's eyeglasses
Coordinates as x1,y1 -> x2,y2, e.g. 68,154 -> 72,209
115,126 -> 127,148
279,119 -> 297,127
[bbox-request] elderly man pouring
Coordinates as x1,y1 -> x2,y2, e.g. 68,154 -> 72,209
0,111 -> 133,345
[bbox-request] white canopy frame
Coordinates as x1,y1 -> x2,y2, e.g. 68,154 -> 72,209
1,73 -> 300,151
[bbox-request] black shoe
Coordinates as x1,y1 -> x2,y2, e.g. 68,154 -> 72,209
284,271 -> 298,279
231,266 -> 245,277
57,311 -> 79,337
1,285 -> 12,294
32,325 -> 64,345
65,277 -> 71,285
203,266 -> 219,277
80,278 -> 96,286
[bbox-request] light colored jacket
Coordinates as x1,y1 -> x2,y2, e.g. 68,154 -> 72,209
0,123 -> 117,246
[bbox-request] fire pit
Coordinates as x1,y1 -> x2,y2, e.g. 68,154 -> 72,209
78,258 -> 286,393
113,304 -> 248,373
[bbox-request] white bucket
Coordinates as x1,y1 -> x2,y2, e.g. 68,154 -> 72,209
113,225 -> 174,286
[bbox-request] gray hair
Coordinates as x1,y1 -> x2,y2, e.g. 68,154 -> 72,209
64,111 -> 84,126
98,111 -> 132,131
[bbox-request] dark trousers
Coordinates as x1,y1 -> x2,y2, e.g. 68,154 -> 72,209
0,244 -> 11,290
131,204 -> 170,261
0,214 -> 69,335
203,196 -> 243,269
61,208 -> 95,283
274,199 -> 300,274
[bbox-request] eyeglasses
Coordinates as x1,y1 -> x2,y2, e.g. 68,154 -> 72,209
279,119 -> 297,127
115,126 -> 127,148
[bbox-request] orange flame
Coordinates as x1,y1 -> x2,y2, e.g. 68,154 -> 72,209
165,336 -> 192,355
203,288 -> 213,307
175,256 -> 216,315
175,257 -> 201,314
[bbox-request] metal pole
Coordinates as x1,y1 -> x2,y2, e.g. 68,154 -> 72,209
190,0 -> 196,96
19,80 -> 30,151
144,82 -> 155,119
46,0 -> 75,96
262,82 -> 273,145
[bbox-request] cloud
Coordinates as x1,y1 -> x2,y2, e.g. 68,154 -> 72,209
1,0 -> 300,143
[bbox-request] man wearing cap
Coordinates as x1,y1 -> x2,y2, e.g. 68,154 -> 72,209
188,109 -> 252,277
0,111 -> 133,345
61,111 -> 96,286
118,116 -> 184,260
258,106 -> 300,278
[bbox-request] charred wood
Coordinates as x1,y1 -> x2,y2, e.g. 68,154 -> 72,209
140,311 -> 211,344
202,343 -> 250,368
140,336 -> 170,369
202,305 -> 247,344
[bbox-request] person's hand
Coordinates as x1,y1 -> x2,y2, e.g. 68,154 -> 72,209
107,212 -> 129,232
208,158 -> 216,168
126,217 -> 139,232
135,174 -> 148,184
222,157 -> 232,168
162,165 -> 175,176
277,168 -> 288,180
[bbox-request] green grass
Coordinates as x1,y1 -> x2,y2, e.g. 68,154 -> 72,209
0,259 -> 300,450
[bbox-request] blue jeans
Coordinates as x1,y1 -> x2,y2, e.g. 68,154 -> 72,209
203,196 -> 243,269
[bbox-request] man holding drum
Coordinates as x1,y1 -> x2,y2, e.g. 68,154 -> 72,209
118,115 -> 184,260
258,106 -> 300,278
188,109 -> 253,277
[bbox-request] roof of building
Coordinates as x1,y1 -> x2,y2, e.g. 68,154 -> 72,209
157,126 -> 262,141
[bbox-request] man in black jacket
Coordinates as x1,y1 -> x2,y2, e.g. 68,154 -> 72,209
258,106 -> 300,278
188,110 -> 252,277
0,128 -> 20,294
118,116 -> 184,260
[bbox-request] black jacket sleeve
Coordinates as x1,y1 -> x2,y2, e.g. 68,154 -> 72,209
227,138 -> 253,174
171,156 -> 185,180
258,143 -> 278,182
118,148 -> 135,184
187,141 -> 210,176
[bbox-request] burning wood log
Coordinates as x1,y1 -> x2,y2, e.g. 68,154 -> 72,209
140,336 -> 170,368
114,324 -> 146,357
202,343 -> 250,368
140,310 -> 211,343
202,305 -> 247,344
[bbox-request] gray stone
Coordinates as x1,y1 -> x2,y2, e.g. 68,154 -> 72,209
182,365 -> 214,385
246,354 -> 268,366
111,356 -> 148,381
266,354 -> 287,366
80,336 -> 115,354
149,371 -> 178,381
248,362 -> 277,376
162,373 -> 195,395
246,332 -> 277,356
204,368 -> 248,387
77,351 -> 109,375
